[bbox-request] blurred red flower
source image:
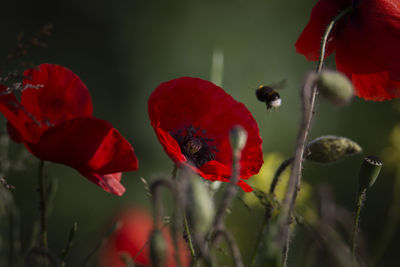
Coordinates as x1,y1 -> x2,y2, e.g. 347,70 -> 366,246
148,77 -> 263,192
295,0 -> 400,101
99,207 -> 190,267
0,64 -> 138,196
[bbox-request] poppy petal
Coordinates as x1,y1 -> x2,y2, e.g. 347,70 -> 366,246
148,77 -> 263,190
25,117 -> 138,195
335,0 -> 400,100
295,0 -> 349,61
0,85 -> 43,143
21,64 -> 93,125
79,171 -> 125,196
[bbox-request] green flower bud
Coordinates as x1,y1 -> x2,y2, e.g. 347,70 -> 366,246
317,70 -> 354,105
230,125 -> 248,152
185,175 -> 214,236
150,229 -> 167,267
358,156 -> 382,190
306,135 -> 362,163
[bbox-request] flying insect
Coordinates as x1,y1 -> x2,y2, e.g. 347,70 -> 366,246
255,79 -> 286,110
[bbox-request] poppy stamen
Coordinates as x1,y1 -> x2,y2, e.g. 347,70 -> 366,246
170,125 -> 216,167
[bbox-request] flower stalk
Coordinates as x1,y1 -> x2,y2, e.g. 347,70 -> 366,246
278,6 -> 354,266
37,160 -> 48,250
351,188 -> 366,259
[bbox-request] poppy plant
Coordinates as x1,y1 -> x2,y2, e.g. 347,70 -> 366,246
148,77 -> 263,192
99,207 -> 190,267
0,64 -> 138,196
295,0 -> 400,101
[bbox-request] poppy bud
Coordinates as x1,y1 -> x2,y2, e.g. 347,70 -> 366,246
358,155 -> 382,191
185,175 -> 214,236
150,229 -> 167,267
230,125 -> 248,152
317,70 -> 354,105
306,135 -> 362,163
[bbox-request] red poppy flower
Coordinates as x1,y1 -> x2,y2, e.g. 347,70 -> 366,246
295,0 -> 400,101
99,207 -> 190,267
0,64 -> 138,196
148,77 -> 263,192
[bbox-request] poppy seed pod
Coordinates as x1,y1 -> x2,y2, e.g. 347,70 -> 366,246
358,156 -> 382,191
185,175 -> 214,236
317,70 -> 354,105
306,135 -> 362,163
150,229 -> 167,267
230,125 -> 248,153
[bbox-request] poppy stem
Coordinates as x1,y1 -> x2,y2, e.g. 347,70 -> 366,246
80,221 -> 120,267
37,159 -> 48,250
279,5 -> 354,267
61,222 -> 78,266
351,188 -> 367,260
373,166 -> 400,264
170,168 -> 190,267
183,213 -> 198,265
212,228 -> 244,267
250,156 -> 293,267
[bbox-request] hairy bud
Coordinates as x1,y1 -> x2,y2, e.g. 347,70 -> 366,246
185,175 -> 214,236
317,70 -> 354,105
306,135 -> 362,163
230,125 -> 248,152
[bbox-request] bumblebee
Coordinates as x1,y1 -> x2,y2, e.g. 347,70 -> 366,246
255,80 -> 286,110
256,86 -> 281,109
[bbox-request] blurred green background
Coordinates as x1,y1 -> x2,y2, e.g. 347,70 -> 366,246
1,0 -> 400,266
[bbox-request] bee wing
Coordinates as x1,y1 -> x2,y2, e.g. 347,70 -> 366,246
270,79 -> 287,90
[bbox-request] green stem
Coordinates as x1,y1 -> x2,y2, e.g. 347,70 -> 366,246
183,213 -> 198,266
351,188 -> 366,259
279,6 -> 354,267
373,166 -> 400,263
37,160 -> 48,250
171,166 -> 192,267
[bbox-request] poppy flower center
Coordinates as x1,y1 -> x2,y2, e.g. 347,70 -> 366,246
170,125 -> 218,167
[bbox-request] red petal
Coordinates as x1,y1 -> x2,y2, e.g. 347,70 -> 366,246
295,0 -> 350,61
148,77 -> 263,189
0,85 -> 43,143
99,208 -> 191,267
336,0 -> 400,100
79,171 -> 125,196
25,117 -> 138,195
22,64 -> 93,125
152,126 -> 187,164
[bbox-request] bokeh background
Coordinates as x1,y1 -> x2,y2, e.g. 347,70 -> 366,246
1,0 -> 399,266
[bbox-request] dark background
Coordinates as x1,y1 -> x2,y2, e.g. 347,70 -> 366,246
1,0 -> 399,266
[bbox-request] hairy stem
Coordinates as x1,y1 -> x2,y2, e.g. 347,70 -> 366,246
213,228 -> 244,267
351,188 -> 366,260
37,160 -> 48,250
279,6 -> 354,266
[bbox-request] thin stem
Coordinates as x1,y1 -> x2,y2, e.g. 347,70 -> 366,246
282,228 -> 291,267
80,222 -> 119,267
213,228 -> 244,267
269,157 -> 294,195
214,149 -> 240,229
37,160 -> 48,250
250,157 -> 293,267
351,188 -> 366,259
373,166 -> 400,263
183,213 -> 198,266
61,222 -> 78,266
278,6 -> 354,266
170,167 -> 185,267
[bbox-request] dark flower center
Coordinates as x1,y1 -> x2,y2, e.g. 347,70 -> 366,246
170,125 -> 218,167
